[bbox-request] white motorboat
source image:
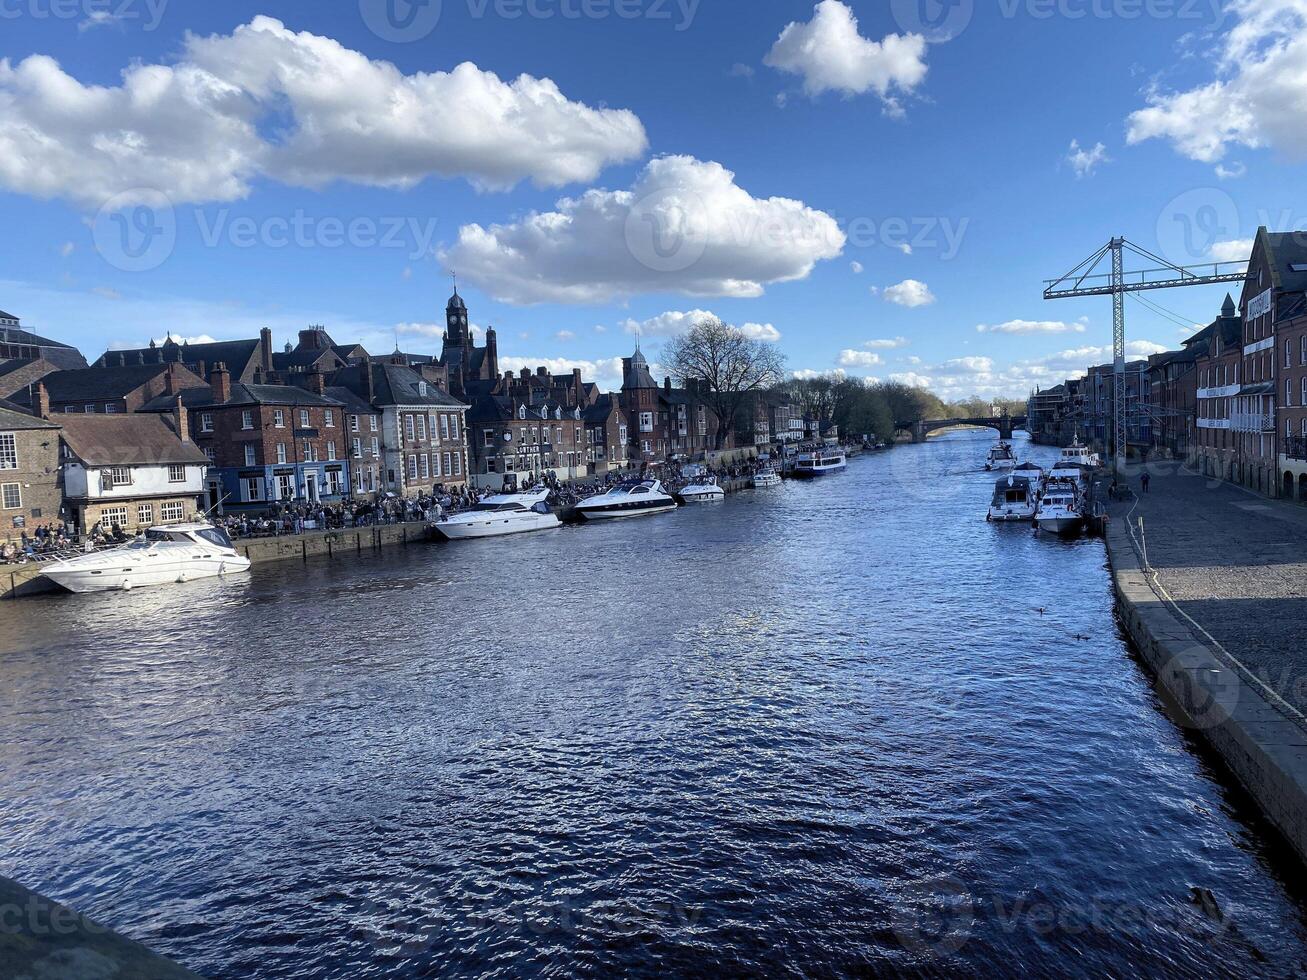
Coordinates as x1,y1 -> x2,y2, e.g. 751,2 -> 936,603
677,477 -> 726,503
791,450 -> 848,478
42,523 -> 251,594
1035,481 -> 1085,536
985,442 -> 1017,471
1012,461 -> 1044,485
434,488 -> 561,540
575,480 -> 678,520
752,466 -> 782,488
1059,437 -> 1100,469
987,474 -> 1038,522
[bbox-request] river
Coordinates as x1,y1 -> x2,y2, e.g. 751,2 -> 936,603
2,429 -> 1305,977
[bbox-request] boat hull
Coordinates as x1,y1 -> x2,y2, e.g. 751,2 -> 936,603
43,556 -> 250,593
577,502 -> 677,520
1036,516 -> 1084,536
677,490 -> 725,504
435,515 -> 561,540
790,464 -> 847,479
752,475 -> 782,488
988,508 -> 1036,522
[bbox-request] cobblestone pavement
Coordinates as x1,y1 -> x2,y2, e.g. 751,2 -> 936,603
1109,461 -> 1307,724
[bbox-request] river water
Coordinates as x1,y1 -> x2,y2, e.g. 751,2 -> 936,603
2,429 -> 1306,978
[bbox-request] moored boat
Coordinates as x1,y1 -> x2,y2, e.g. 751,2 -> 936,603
676,477 -> 726,503
752,466 -> 782,488
434,488 -> 561,540
42,522 -> 251,593
985,442 -> 1017,471
1034,480 -> 1085,536
791,450 -> 848,478
987,474 -> 1038,522
1058,437 -> 1101,469
575,480 -> 678,520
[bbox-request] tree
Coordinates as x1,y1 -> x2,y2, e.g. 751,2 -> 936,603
665,318 -> 787,450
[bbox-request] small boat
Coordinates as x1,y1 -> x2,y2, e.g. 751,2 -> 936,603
677,477 -> 725,504
1012,461 -> 1044,485
1035,480 -> 1085,536
575,479 -> 678,520
1059,437 -> 1100,469
752,466 -> 782,488
42,522 -> 251,593
985,442 -> 1017,471
988,474 -> 1038,522
434,487 -> 561,540
791,450 -> 848,478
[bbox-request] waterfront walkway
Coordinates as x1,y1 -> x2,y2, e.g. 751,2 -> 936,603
1109,460 -> 1307,728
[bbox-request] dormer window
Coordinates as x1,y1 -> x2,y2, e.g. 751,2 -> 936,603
518,405 -> 526,420
418,381 -> 428,397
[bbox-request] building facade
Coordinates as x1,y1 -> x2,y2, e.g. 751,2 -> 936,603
0,399 -> 62,544
1192,296 -> 1244,482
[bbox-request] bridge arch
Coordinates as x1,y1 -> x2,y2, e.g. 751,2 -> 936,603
897,416 -> 1029,444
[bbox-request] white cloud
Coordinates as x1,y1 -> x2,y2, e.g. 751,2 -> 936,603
555,329 -> 576,341
446,155 -> 845,305
850,260 -> 864,274
59,242 -> 74,258
1065,139 -> 1110,178
729,63 -> 756,79
79,10 -> 127,32
1208,238 -> 1253,263
593,324 -> 607,333
396,322 -> 446,339
896,242 -> 912,255
792,367 -> 845,381
838,349 -> 882,368
622,309 -> 782,342
1126,0 -> 1307,164
0,16 -> 647,208
975,317 -> 1088,335
863,336 -> 909,349
1215,161 -> 1247,180
90,286 -> 122,300
882,279 -> 935,307
764,0 -> 929,111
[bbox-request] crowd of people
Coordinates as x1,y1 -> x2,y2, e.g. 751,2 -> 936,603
0,524 -> 75,563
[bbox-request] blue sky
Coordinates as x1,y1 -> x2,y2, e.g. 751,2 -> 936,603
2,0 -> 1303,397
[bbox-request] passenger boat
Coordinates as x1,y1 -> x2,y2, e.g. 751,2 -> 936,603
985,442 -> 1017,471
433,488 -> 561,540
575,480 -> 678,520
752,466 -> 782,488
987,474 -> 1038,522
1034,480 -> 1085,536
676,477 -> 726,503
791,450 -> 848,478
1059,437 -> 1100,469
42,522 -> 251,593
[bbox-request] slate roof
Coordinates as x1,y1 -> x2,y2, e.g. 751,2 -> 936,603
335,363 -> 466,408
59,413 -> 209,466
323,385 -> 378,416
0,400 -> 58,431
582,393 -> 623,424
1261,231 -> 1307,294
10,364 -> 200,406
96,338 -> 263,379
272,347 -> 343,372
140,382 -> 346,412
0,310 -> 17,321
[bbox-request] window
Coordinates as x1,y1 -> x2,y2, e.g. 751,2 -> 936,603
450,415 -> 459,442
200,413 -> 214,433
369,415 -> 378,432
350,414 -> 360,433
161,502 -> 185,523
405,415 -> 416,442
245,445 -> 257,466
84,404 -> 96,414
1,482 -> 20,509
276,473 -> 294,499
440,415 -> 450,441
99,505 -> 128,529
1302,336 -> 1307,366
109,466 -> 133,486
325,410 -> 335,428
433,452 -> 442,477
303,440 -> 316,462
420,454 -> 430,480
484,430 -> 495,448
241,410 -> 254,430
245,477 -> 261,502
0,434 -> 15,470
299,409 -> 310,429
1288,379 -> 1295,407
1287,341 -> 1293,370
204,447 -> 216,462
168,464 -> 186,483
137,503 -> 153,526
352,438 -> 362,459
619,424 -> 628,444
274,410 -> 285,428
407,455 -> 418,480
327,441 -> 337,461
417,414 -> 427,441
443,452 -> 452,476
452,452 -> 461,476
370,437 -> 379,458
276,443 -> 287,464
639,412 -> 654,432
104,404 -> 118,414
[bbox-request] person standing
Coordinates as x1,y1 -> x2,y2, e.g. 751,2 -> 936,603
1141,472 -> 1151,494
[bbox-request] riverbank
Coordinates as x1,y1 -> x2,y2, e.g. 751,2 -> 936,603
0,875 -> 198,978
1104,462 -> 1307,866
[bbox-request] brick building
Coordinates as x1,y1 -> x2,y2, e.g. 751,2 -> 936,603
1191,295 -> 1244,482
95,332 -> 275,384
11,361 -> 208,415
0,397 -> 62,545
141,365 -> 353,511
0,311 -> 87,370
1147,344 -> 1199,459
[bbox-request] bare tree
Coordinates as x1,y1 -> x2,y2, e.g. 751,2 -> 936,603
665,317 -> 787,450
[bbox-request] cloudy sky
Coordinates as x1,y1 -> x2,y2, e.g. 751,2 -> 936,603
1,0 -> 1298,396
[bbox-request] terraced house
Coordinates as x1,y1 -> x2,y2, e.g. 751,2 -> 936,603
0,397 -> 61,545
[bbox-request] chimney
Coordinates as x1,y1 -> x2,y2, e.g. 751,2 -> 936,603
363,359 -> 376,405
173,396 -> 190,443
485,327 -> 498,378
210,362 -> 231,403
573,368 -> 583,406
164,361 -> 179,395
259,327 -> 274,377
35,382 -> 50,420
520,368 -> 531,380
664,376 -> 672,393
307,369 -> 326,395
537,366 -> 548,378
196,360 -> 207,380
